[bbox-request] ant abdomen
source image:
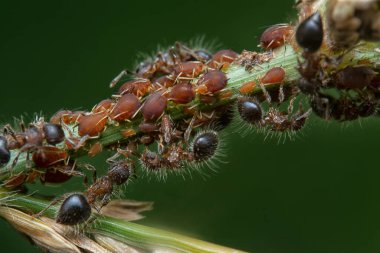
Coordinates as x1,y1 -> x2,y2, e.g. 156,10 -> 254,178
56,193 -> 91,225
296,12 -> 324,53
192,131 -> 219,162
237,97 -> 263,125
0,136 -> 10,167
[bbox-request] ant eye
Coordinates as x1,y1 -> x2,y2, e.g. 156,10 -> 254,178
192,131 -> 219,162
296,12 -> 323,53
237,97 -> 263,124
56,193 -> 91,225
0,136 -> 10,166
43,123 -> 65,145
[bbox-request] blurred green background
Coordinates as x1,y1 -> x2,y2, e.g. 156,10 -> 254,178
1,1 -> 380,252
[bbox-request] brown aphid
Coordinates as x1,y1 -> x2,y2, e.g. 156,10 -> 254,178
93,99 -> 114,113
32,146 -> 68,168
169,82 -> 195,104
141,91 -> 167,121
336,66 -> 377,90
140,135 -> 154,145
197,70 -> 228,94
174,61 -> 205,77
154,75 -> 175,88
50,110 -> 73,124
78,111 -> 108,137
141,150 -> 162,170
50,110 -> 84,125
260,24 -> 293,50
208,49 -> 239,70
88,142 -> 103,157
139,122 -> 158,133
4,172 -> 28,189
239,81 -> 256,94
121,129 -> 137,138
118,79 -> 152,97
261,67 -> 286,84
41,169 -> 72,184
109,94 -> 141,122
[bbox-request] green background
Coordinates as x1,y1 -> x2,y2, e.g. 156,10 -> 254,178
1,1 -> 380,253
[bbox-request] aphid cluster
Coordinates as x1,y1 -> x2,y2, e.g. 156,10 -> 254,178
4,42 -> 238,226
295,11 -> 380,122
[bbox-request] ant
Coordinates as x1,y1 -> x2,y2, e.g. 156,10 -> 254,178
2,119 -> 65,169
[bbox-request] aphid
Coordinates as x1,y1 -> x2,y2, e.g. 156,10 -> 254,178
108,161 -> 134,185
192,131 -> 219,162
193,49 -> 213,62
109,94 -> 141,122
298,78 -> 319,95
264,104 -> 310,132
56,193 -> 92,225
154,75 -> 175,88
260,24 -> 293,50
169,82 -> 195,104
174,61 -> 204,78
239,81 -> 256,94
50,110 -> 84,125
310,93 -> 335,120
208,49 -> 239,70
296,12 -> 324,53
212,105 -> 235,131
197,70 -> 228,94
78,111 -> 108,137
32,146 -> 68,168
0,136 -> 11,166
138,122 -> 158,133
261,67 -> 285,84
88,142 -> 103,157
141,150 -> 162,170
92,99 -> 114,113
42,123 -> 65,145
121,129 -> 137,138
237,97 -> 263,124
118,79 -> 152,97
41,169 -> 73,184
141,91 -> 167,121
335,66 -> 377,90
40,161 -> 84,185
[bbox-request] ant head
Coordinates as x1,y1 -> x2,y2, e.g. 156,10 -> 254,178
43,123 -> 65,145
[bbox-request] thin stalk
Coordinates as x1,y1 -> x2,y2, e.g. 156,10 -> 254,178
0,188 -> 245,253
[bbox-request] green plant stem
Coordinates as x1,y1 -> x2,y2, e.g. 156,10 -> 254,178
2,42 -> 379,180
0,188 -> 245,253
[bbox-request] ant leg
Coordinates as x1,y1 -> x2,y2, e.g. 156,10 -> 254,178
100,194 -> 111,210
279,85 -> 285,103
33,196 -> 64,218
258,82 -> 272,105
109,69 -> 129,88
184,116 -> 196,144
287,97 -> 297,115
